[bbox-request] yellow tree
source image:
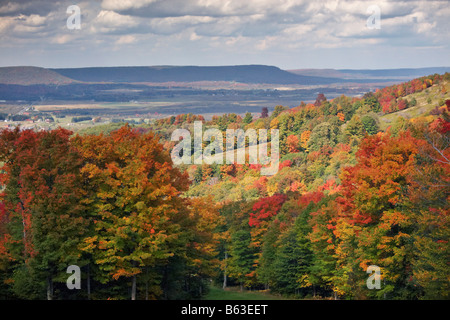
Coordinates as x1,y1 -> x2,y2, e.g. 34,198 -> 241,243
300,130 -> 311,151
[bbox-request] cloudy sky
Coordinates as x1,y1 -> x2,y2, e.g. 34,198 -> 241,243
0,0 -> 449,69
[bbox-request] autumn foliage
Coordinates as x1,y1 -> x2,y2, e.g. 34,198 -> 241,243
0,126 -> 220,300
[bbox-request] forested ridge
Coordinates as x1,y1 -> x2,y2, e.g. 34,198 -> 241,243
0,73 -> 448,300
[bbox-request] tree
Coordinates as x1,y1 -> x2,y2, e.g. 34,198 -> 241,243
243,112 -> 253,124
336,132 -> 422,298
314,93 -> 327,107
166,196 -> 222,299
0,128 -> 89,300
408,115 -> 450,299
300,130 -> 311,151
286,135 -> 300,153
271,199 -> 315,296
249,194 -> 288,229
361,115 -> 379,135
397,99 -> 407,111
227,229 -> 256,291
362,92 -> 381,113
308,122 -> 337,151
345,115 -> 366,138
74,125 -> 190,300
308,197 -> 339,298
261,107 -> 269,119
271,105 -> 287,118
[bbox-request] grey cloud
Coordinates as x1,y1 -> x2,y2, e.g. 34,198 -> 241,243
0,0 -> 448,69
0,0 -> 63,17
101,0 -> 281,18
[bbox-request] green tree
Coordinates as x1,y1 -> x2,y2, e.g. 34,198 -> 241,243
361,115 -> 379,135
228,230 -> 256,291
243,112 -> 253,124
345,115 -> 366,138
308,122 -> 338,151
362,93 -> 381,113
271,105 -> 287,118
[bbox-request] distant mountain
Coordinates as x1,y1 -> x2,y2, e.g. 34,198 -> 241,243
50,65 -> 339,85
0,66 -> 75,85
1,65 -> 449,88
338,67 -> 450,78
288,67 -> 450,80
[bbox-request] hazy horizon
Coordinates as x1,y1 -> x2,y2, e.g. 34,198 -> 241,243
1,65 -> 450,71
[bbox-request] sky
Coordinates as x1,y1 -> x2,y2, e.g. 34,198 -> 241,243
0,0 -> 449,70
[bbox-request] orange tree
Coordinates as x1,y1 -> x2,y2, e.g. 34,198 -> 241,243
335,131 -> 423,299
73,125 -> 216,299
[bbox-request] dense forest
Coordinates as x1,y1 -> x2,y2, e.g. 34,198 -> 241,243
0,73 -> 448,300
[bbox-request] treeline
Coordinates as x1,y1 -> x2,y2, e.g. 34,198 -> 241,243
155,113 -> 205,126
0,114 -> 55,122
0,126 -> 220,300
72,116 -> 92,123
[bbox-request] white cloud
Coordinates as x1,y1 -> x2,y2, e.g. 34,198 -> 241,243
94,10 -> 139,29
115,34 -> 136,44
18,14 -> 47,26
51,34 -> 73,44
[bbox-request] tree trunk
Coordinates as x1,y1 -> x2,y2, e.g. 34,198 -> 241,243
19,202 -> 28,260
223,251 -> 228,289
131,274 -> 137,300
47,276 -> 53,300
145,267 -> 149,301
87,264 -> 91,300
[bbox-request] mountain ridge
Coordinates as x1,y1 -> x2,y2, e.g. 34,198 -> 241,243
0,65 -> 449,87
50,65 -> 338,85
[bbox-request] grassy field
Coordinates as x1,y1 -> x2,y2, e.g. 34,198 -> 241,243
378,80 -> 449,130
205,286 -> 293,300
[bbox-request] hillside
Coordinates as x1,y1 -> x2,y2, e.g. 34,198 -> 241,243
152,72 -> 449,202
172,73 -> 450,300
0,66 -> 75,85
379,78 -> 450,130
